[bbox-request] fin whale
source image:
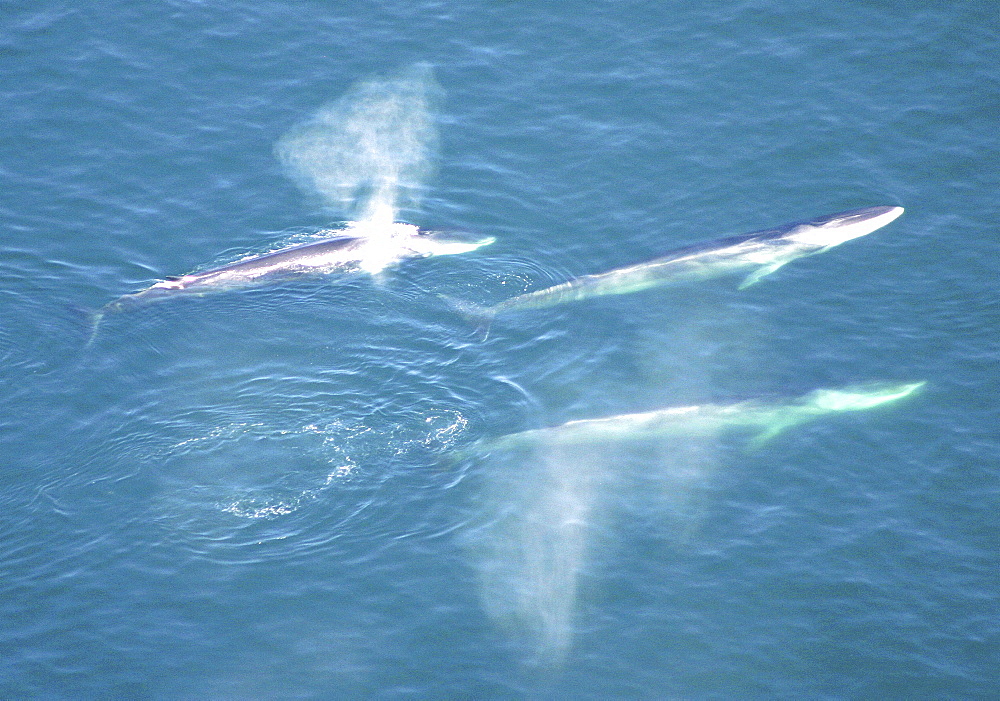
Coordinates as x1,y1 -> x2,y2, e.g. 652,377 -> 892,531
474,380 -> 925,453
450,205 -> 903,326
88,222 -> 493,341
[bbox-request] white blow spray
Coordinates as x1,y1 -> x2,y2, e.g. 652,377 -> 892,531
275,64 -> 441,229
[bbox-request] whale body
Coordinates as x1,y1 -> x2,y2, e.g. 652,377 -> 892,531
84,222 -> 493,344
455,205 -> 903,322
101,222 -> 494,314
478,380 -> 925,452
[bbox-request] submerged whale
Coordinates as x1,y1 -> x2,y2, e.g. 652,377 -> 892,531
476,380 -> 925,452
450,205 -> 903,325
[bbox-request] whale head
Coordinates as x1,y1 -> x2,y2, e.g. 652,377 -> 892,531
804,380 -> 926,412
786,205 -> 904,248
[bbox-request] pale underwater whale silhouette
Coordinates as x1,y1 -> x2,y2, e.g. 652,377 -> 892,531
474,380 -> 925,453
447,205 -> 904,330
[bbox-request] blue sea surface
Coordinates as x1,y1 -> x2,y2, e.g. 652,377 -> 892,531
2,2 -> 998,698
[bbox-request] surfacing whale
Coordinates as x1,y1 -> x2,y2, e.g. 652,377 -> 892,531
87,221 -> 493,340
106,222 -> 492,311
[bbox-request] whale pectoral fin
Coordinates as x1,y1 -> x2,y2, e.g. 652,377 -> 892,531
738,261 -> 789,290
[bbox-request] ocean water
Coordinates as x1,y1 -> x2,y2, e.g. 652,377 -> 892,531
2,1 -> 998,698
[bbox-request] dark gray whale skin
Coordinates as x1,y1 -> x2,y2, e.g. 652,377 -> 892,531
106,233 -> 364,311
104,225 -> 495,310
87,224 -> 494,341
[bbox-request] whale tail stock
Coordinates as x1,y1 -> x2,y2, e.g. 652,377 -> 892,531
438,294 -> 495,341
67,302 -> 108,349
84,309 -> 105,347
